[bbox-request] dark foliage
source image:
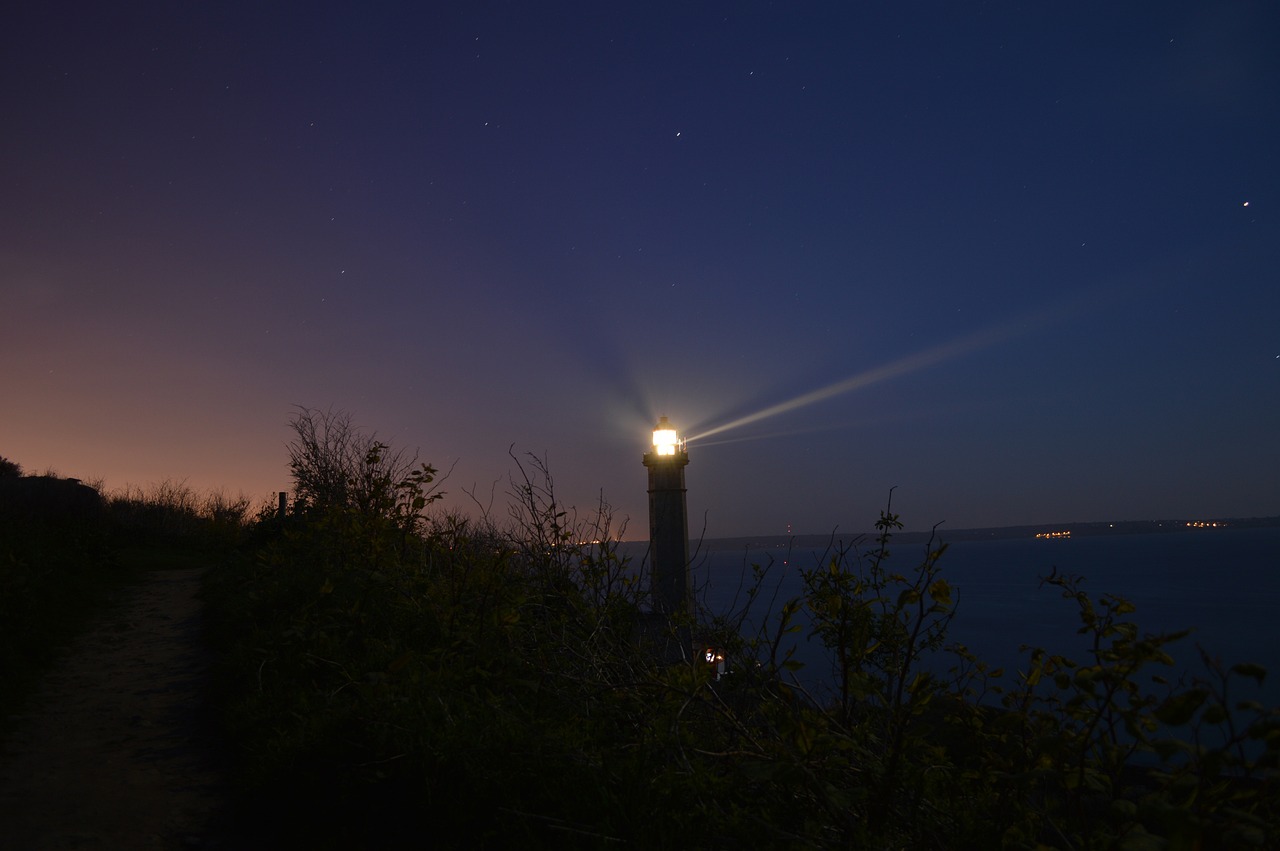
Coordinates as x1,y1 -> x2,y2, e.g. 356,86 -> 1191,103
199,419 -> 1279,849
0,475 -> 104,528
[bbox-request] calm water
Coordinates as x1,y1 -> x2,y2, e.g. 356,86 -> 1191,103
687,527 -> 1280,707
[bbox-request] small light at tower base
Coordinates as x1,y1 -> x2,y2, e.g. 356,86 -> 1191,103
704,647 -> 727,680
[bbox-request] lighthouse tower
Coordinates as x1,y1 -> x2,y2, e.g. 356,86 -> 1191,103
643,416 -> 691,623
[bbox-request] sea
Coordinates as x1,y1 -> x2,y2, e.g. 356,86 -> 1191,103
673,525 -> 1280,711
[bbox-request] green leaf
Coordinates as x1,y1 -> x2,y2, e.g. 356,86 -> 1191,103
1155,689 -> 1209,726
1112,598 -> 1137,615
1202,703 -> 1228,725
1110,798 -> 1137,818
1231,663 -> 1268,685
1150,739 -> 1187,761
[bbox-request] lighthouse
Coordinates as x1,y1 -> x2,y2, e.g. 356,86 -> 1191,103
643,416 -> 692,624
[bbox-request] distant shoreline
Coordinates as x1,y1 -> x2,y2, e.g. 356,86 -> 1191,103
688,515 -> 1280,551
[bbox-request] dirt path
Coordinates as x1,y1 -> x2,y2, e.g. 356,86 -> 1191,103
0,567 -> 253,850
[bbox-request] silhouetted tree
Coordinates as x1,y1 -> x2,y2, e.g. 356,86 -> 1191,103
0,456 -> 21,478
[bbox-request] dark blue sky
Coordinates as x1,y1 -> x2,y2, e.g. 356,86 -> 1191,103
4,2 -> 1277,536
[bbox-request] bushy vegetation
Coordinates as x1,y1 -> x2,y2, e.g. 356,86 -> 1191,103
0,470 -> 254,727
200,412 -> 1279,849
108,479 -> 254,560
0,455 -> 22,478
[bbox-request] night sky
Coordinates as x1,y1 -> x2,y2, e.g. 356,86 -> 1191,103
4,2 -> 1278,538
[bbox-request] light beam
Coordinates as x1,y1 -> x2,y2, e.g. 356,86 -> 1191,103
686,316 -> 1038,445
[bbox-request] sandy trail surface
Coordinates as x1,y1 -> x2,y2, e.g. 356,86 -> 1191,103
0,567 -> 254,850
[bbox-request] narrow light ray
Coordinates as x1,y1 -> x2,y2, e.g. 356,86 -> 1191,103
690,423 -> 844,449
686,318 -> 1033,445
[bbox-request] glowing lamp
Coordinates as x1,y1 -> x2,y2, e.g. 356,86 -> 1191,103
652,416 -> 680,456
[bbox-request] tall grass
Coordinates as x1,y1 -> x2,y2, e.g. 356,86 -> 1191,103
107,479 -> 257,555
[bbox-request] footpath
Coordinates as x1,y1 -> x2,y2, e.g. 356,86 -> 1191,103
0,567 -> 258,850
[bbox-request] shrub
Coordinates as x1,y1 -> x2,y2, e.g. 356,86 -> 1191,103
201,417 -> 1280,848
